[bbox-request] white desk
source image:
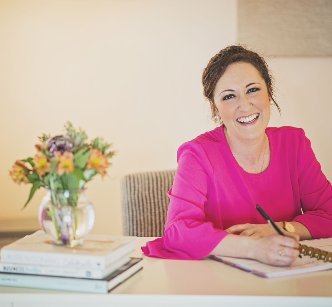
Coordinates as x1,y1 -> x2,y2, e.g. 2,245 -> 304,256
1,237 -> 331,307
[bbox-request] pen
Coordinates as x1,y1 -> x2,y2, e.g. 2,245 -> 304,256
255,204 -> 284,235
256,204 -> 302,258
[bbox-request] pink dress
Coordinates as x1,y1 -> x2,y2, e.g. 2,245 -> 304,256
142,126 -> 332,259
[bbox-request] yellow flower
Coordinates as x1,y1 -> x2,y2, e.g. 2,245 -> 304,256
55,151 -> 74,175
9,161 -> 29,184
87,149 -> 110,176
33,153 -> 51,176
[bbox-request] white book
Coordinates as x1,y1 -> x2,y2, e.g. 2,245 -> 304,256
0,257 -> 143,294
0,230 -> 135,270
0,256 -> 130,279
211,238 -> 332,278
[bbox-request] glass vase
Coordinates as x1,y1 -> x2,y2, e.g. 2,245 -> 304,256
38,189 -> 95,247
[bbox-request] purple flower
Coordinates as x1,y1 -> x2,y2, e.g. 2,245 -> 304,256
61,234 -> 69,244
47,135 -> 73,156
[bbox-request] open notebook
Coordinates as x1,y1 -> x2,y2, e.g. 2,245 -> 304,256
211,238 -> 332,278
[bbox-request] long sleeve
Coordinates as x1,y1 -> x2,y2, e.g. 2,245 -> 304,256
293,130 -> 332,238
142,141 -> 228,259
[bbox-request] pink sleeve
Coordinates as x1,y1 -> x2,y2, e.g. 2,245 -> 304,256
142,142 -> 228,259
293,130 -> 332,238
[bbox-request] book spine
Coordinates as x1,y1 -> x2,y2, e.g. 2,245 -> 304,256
0,250 -> 107,270
106,261 -> 143,291
0,258 -> 143,294
0,257 -> 130,279
1,243 -> 135,270
0,273 -> 108,294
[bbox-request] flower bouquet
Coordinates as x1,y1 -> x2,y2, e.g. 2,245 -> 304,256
9,122 -> 115,245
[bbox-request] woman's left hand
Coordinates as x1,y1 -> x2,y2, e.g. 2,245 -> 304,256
226,223 -> 282,238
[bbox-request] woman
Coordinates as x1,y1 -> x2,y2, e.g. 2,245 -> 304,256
142,45 -> 332,266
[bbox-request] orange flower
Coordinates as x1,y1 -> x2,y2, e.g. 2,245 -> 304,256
87,149 -> 110,176
55,151 -> 74,175
9,161 -> 29,184
35,143 -> 46,152
33,153 -> 51,176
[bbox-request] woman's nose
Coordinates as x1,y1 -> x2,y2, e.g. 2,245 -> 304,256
238,95 -> 252,110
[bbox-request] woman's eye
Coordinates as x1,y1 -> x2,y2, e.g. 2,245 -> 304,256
222,94 -> 235,101
247,87 -> 260,94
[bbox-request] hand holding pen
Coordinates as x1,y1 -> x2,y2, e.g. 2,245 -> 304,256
256,204 -> 301,259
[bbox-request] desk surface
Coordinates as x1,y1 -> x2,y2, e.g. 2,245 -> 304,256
1,237 -> 332,307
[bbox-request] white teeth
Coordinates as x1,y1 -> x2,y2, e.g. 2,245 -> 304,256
237,113 -> 259,124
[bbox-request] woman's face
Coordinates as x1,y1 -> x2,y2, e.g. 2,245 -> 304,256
213,62 -> 271,143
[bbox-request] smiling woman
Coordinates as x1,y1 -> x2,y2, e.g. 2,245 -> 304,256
213,62 -> 271,172
142,45 -> 332,267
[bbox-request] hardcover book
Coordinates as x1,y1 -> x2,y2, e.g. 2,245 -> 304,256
0,257 -> 143,293
0,230 -> 136,270
211,238 -> 332,278
0,256 -> 130,279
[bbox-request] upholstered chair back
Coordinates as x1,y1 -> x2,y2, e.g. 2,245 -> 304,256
121,170 -> 176,237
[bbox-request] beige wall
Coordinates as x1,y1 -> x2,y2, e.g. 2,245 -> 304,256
238,0 -> 332,56
268,58 -> 332,177
0,0 -> 331,235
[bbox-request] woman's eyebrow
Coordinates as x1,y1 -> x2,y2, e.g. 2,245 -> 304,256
246,82 -> 260,88
218,88 -> 235,96
218,82 -> 261,96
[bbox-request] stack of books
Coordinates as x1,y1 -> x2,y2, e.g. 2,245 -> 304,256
0,230 -> 143,293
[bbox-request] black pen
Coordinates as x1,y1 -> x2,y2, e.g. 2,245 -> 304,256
256,204 -> 302,258
256,204 -> 284,235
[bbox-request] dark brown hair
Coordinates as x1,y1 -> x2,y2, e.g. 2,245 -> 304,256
202,45 -> 280,119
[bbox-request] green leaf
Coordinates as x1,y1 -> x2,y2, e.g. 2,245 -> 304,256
49,174 -> 64,192
74,147 -> 90,168
65,122 -> 88,150
73,168 -> 85,181
27,173 -> 40,183
22,157 -> 35,168
91,137 -> 113,153
50,159 -> 57,173
41,147 -> 52,159
61,173 -> 80,191
43,173 -> 51,187
22,181 -> 41,209
38,133 -> 51,143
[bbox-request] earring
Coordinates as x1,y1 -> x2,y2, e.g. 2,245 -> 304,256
213,115 -> 222,125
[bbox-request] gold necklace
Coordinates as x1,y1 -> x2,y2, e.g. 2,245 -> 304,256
259,135 -> 268,173
231,135 -> 269,173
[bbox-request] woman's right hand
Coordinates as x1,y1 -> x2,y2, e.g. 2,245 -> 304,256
250,234 -> 300,266
211,233 -> 300,267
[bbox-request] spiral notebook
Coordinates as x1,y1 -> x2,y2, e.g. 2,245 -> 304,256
211,238 -> 332,278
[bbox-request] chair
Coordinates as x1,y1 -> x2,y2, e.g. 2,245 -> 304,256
121,170 -> 176,237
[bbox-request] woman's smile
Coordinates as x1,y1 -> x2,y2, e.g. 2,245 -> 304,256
213,62 -> 271,142
236,113 -> 260,125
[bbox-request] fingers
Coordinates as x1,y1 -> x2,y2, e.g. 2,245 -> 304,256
226,224 -> 250,234
284,232 -> 300,242
226,223 -> 275,238
239,229 -> 256,236
277,235 -> 300,249
274,246 -> 300,266
253,234 -> 300,266
270,234 -> 300,257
